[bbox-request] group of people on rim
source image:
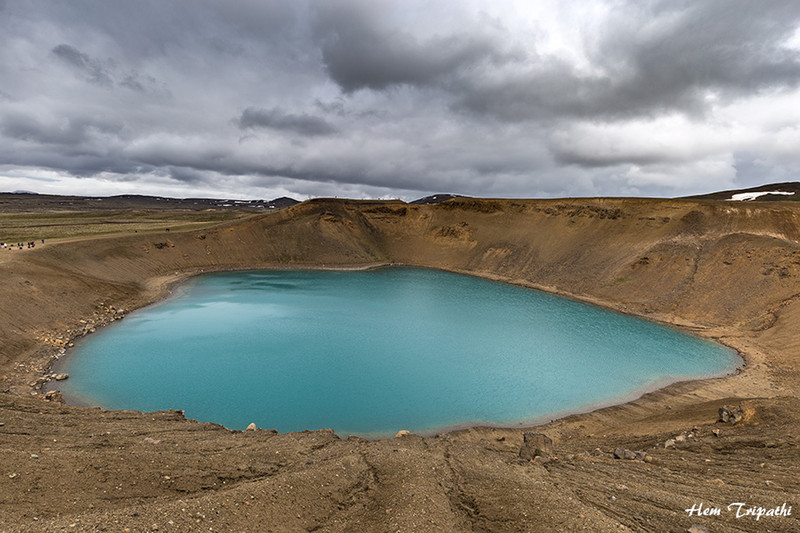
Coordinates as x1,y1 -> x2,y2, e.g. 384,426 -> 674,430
0,239 -> 44,250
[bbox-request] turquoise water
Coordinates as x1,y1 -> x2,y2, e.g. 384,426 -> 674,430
54,267 -> 740,437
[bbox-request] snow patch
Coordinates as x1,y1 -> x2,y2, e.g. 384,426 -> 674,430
728,191 -> 795,201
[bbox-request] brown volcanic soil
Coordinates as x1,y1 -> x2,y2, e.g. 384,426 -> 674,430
1,197 -> 799,532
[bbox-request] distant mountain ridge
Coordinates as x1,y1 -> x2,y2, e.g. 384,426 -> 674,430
4,183 -> 799,209
687,181 -> 800,201
0,192 -> 300,212
409,193 -> 466,205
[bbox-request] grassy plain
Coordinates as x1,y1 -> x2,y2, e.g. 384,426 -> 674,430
0,209 -> 251,242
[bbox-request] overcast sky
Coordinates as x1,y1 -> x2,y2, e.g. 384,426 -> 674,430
1,0 -> 800,201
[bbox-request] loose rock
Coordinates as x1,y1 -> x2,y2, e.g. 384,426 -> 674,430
613,447 -> 638,460
718,404 -> 744,424
43,390 -> 63,403
395,430 -> 410,438
245,422 -> 257,431
519,432 -> 553,460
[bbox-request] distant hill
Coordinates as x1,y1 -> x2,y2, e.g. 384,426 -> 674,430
687,182 -> 800,202
0,193 -> 299,213
409,194 -> 466,205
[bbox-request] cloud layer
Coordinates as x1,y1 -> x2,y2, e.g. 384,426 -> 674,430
1,0 -> 800,200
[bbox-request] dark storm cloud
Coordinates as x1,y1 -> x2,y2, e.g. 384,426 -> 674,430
51,44 -> 113,86
50,43 -> 166,95
550,144 -> 672,169
313,1 -> 507,92
238,107 -> 338,136
1,111 -> 124,147
454,0 -> 800,122
166,166 -> 210,184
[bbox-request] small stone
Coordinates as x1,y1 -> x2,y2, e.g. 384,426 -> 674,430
675,435 -> 686,443
664,439 -> 676,448
30,454 -> 38,459
245,422 -> 257,431
143,437 -> 161,445
53,373 -> 69,381
644,455 -> 654,463
712,428 -> 720,437
687,525 -> 708,533
8,473 -> 18,479
395,430 -> 410,438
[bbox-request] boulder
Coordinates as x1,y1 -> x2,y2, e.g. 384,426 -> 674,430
519,432 -> 553,460
43,390 -> 64,403
613,447 -> 649,461
718,404 -> 744,424
613,447 -> 637,460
